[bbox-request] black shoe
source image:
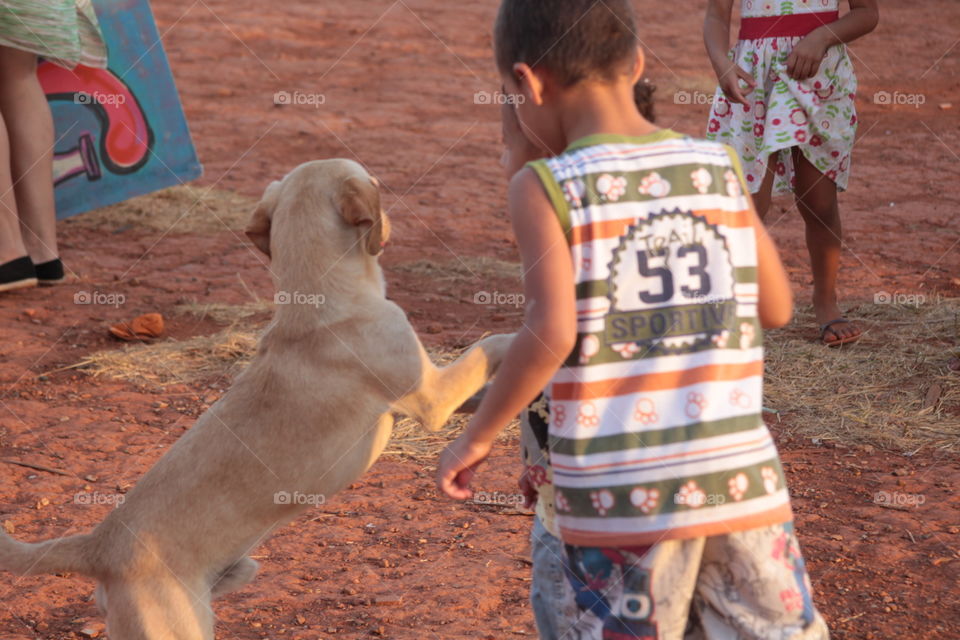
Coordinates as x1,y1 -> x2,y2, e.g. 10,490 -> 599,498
33,258 -> 65,285
0,256 -> 38,292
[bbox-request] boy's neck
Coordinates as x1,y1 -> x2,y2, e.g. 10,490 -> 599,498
557,81 -> 659,150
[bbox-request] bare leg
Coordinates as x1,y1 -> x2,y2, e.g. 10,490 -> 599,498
0,46 -> 58,264
0,108 -> 27,264
791,147 -> 860,345
751,152 -> 778,220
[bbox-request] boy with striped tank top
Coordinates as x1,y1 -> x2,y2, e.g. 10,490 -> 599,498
438,1 -> 828,638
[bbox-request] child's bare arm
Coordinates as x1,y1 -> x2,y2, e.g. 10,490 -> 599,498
751,206 -> 794,329
703,0 -> 755,106
437,168 -> 577,499
703,0 -> 735,71
787,0 -> 879,79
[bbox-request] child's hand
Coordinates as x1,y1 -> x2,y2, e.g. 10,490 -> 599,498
717,61 -> 756,107
437,435 -> 492,500
518,469 -> 539,509
787,31 -> 829,80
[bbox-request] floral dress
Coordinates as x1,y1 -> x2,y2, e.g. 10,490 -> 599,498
0,0 -> 107,69
706,0 -> 857,195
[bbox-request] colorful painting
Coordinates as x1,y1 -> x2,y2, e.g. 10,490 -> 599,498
39,0 -> 202,220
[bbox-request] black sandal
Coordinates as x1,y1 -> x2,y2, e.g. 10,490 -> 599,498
0,256 -> 38,293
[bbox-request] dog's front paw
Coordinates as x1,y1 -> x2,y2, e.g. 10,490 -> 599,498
477,333 -> 515,374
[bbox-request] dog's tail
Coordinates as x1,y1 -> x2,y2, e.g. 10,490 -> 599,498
0,530 -> 97,576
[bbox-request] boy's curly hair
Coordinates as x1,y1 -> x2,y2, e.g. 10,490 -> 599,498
494,0 -> 638,88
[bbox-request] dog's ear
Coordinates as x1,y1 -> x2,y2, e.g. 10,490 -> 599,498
246,181 -> 281,257
339,175 -> 384,255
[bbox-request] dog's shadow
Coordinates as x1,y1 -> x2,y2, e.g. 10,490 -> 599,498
3,594 -> 100,637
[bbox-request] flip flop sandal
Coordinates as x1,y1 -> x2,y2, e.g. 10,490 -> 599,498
0,256 -> 38,293
820,317 -> 861,348
33,258 -> 65,285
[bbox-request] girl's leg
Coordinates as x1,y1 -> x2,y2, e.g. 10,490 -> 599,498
751,153 -> 778,220
0,46 -> 59,264
791,147 -> 861,345
0,107 -> 28,264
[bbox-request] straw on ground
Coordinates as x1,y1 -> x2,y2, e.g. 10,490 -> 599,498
65,296 -> 958,456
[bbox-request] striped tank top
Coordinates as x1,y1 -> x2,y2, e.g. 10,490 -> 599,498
528,130 -> 793,547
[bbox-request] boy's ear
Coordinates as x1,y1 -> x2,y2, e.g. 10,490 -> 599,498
630,47 -> 646,84
512,62 -> 545,106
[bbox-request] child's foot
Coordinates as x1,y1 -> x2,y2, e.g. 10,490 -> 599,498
0,256 -> 38,293
820,318 -> 860,347
815,297 -> 861,347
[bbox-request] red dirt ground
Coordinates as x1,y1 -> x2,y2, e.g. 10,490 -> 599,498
1,1 -> 958,638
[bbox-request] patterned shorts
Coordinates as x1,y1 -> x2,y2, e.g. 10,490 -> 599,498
560,522 -> 829,640
530,516 -> 581,640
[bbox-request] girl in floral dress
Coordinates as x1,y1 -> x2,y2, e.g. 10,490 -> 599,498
704,0 -> 879,346
0,0 -> 107,292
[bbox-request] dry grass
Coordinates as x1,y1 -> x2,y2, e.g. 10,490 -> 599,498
69,313 -> 516,457
68,292 -> 958,457
72,328 -> 259,388
384,413 -> 521,459
59,182 -> 957,456
65,185 -> 257,233
765,298 -> 960,452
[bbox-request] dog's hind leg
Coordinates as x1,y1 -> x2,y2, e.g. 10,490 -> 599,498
210,557 -> 259,599
103,575 -> 214,640
392,333 -> 514,431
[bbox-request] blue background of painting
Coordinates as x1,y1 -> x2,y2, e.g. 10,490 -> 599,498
50,0 -> 202,219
